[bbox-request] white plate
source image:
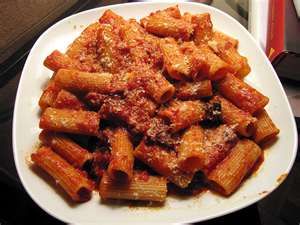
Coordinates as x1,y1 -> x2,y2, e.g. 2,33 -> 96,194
13,2 -> 298,224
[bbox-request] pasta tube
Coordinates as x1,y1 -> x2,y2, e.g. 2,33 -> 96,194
176,80 -> 213,100
39,108 -> 100,136
192,13 -> 213,45
203,124 -> 238,174
54,69 -> 113,94
107,128 -> 134,182
133,70 -> 175,103
208,31 -> 250,78
31,147 -> 94,202
160,38 -> 190,80
218,74 -> 269,114
39,131 -> 92,168
66,22 -> 100,59
38,79 -> 60,110
99,171 -> 167,202
212,95 -> 257,137
177,126 -> 205,173
158,100 -> 206,132
53,89 -> 85,110
134,140 -> 193,188
43,50 -> 90,72
253,109 -> 280,144
141,7 -> 193,41
212,31 -> 238,48
180,42 -> 231,81
208,139 -> 262,195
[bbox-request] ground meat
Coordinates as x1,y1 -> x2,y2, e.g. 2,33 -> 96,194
125,88 -> 157,116
88,150 -> 111,181
145,117 -> 180,148
99,90 -> 180,147
99,95 -> 152,133
85,92 -> 109,110
202,101 -> 222,127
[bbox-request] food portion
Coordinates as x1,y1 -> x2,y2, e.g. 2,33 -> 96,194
31,5 -> 279,204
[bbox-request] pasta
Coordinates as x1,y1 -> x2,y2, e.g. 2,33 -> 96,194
192,13 -> 213,45
158,100 -> 206,132
202,124 -> 238,174
141,6 -> 193,40
135,69 -> 175,103
107,128 -> 134,182
176,80 -> 213,100
31,147 -> 94,202
52,89 -> 86,110
208,31 -> 250,78
212,31 -> 238,48
134,140 -> 194,188
180,42 -> 232,81
253,109 -> 280,144
97,23 -> 127,73
218,74 -> 269,114
39,108 -> 100,136
54,69 -> 114,94
39,131 -> 92,168
44,50 -> 91,72
31,5 -> 279,205
211,95 -> 257,137
65,23 -> 102,73
120,19 -> 162,67
99,171 -> 167,202
160,38 -> 190,80
39,79 -> 61,110
208,139 -> 262,195
177,125 -> 205,173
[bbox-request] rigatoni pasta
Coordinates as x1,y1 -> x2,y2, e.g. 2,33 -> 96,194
137,70 -> 175,104
253,109 -> 280,144
208,139 -> 262,195
212,31 -> 238,49
66,23 -> 101,70
39,131 -> 92,168
192,13 -> 213,45
180,42 -> 232,81
160,38 -> 190,80
44,50 -> 91,72
38,79 -> 61,110
31,147 -> 94,202
177,125 -> 205,173
141,6 -> 193,41
30,5 -> 279,206
218,74 -> 269,114
158,100 -> 206,132
176,80 -> 213,100
208,31 -> 250,78
211,95 -> 257,137
54,69 -> 114,94
134,140 -> 194,188
39,108 -> 100,136
107,128 -> 134,182
99,171 -> 167,202
53,89 -> 86,110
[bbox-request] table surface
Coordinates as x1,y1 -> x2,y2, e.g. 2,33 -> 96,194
0,1 -> 299,224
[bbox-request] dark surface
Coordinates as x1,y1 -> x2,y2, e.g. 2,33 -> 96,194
0,1 -> 299,225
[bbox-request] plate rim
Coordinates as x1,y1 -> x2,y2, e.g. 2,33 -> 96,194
12,1 -> 298,224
